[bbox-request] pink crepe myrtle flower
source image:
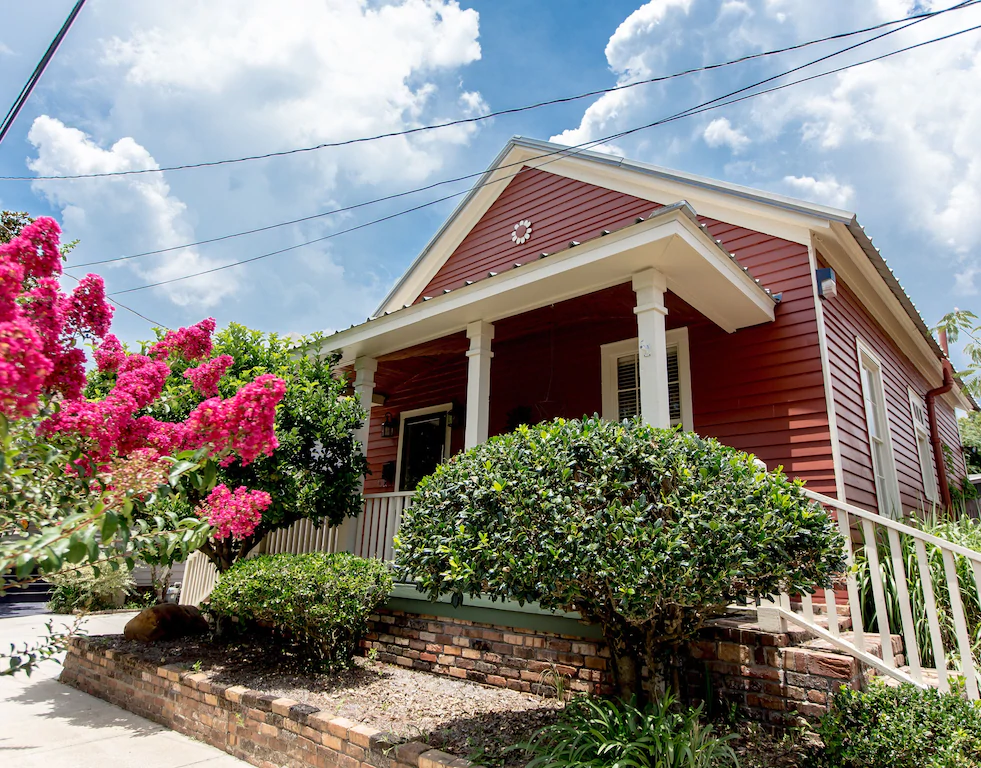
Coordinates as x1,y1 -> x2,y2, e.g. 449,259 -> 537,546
94,334 -> 126,373
0,217 -> 63,280
63,274 -> 113,339
0,319 -> 54,418
0,258 -> 24,323
183,354 -> 233,397
47,347 -> 87,401
197,484 -> 271,541
149,317 -> 216,362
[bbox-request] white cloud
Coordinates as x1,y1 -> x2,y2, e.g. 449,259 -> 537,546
702,117 -> 750,153
20,0 -> 486,331
551,0 -> 981,301
27,116 -> 238,308
783,174 -> 854,208
550,0 -> 692,147
0,42 -> 13,56
98,0 -> 482,189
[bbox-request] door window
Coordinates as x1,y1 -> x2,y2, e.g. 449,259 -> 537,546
398,410 -> 449,491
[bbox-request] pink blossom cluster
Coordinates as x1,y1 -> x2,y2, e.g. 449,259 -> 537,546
197,484 -> 271,541
0,217 -> 114,415
149,318 -> 216,362
183,374 -> 285,465
184,354 -> 233,397
99,449 -> 170,507
94,334 -> 125,373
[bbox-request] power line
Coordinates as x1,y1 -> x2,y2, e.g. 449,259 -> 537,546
67,0 -> 980,271
107,19 -> 981,298
61,271 -> 170,329
0,0 -> 87,146
5,0 -> 978,182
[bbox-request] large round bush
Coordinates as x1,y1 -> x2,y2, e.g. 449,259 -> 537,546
208,552 -> 392,670
395,417 -> 846,697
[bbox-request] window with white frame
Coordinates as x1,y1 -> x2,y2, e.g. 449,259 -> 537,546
908,388 -> 939,503
857,340 -> 901,517
601,329 -> 692,429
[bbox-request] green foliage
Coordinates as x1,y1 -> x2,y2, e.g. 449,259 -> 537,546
207,552 -> 392,670
395,417 -> 846,697
814,681 -> 981,768
3,616 -> 84,677
958,412 -> 981,473
518,695 -> 737,768
87,323 -> 366,571
47,560 -> 136,613
855,514 -> 981,669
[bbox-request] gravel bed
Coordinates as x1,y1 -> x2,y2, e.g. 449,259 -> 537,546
91,634 -> 561,765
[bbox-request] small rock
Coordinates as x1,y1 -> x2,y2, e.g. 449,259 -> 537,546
124,604 -> 209,643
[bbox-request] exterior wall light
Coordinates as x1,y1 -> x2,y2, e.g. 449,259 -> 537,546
381,412 -> 398,438
816,267 -> 837,300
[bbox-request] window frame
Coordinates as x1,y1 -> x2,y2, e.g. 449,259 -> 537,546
394,403 -> 453,492
600,328 -> 693,430
908,386 -> 939,504
856,338 -> 902,517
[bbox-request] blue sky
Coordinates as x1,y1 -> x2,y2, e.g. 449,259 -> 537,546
1,0 -> 980,357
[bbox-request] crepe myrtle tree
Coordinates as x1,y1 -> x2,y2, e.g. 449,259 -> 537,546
86,323 -> 367,572
0,213 -> 284,674
395,417 -> 847,700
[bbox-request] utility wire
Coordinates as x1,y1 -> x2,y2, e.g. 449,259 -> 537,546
61,271 -> 170,330
0,0 -> 87,146
107,18 -> 981,298
5,0 -> 978,181
68,0 -> 980,271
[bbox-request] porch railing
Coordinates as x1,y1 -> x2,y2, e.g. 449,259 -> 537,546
355,491 -> 413,561
762,489 -> 981,700
180,492 -> 411,605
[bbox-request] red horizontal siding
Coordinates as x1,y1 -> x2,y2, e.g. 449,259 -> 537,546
378,165 -> 837,494
818,252 -> 963,513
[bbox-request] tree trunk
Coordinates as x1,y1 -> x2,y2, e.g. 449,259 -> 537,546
598,615 -> 646,702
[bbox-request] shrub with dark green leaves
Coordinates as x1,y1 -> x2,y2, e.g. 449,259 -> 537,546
207,552 -> 392,670
519,694 -> 737,768
395,417 -> 846,698
814,681 -> 981,768
47,561 -> 135,613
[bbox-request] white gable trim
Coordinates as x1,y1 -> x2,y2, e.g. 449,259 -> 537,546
376,139 -> 841,316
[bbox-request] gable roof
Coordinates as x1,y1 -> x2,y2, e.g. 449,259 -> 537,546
372,136 -> 967,407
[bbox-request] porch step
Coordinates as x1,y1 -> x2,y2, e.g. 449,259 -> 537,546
0,573 -> 53,604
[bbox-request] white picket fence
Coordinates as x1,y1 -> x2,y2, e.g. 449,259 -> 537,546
763,489 -> 981,700
180,492 -> 413,605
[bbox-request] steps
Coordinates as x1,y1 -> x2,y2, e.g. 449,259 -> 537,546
1,572 -> 52,604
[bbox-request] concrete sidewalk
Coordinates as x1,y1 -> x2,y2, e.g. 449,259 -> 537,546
0,609 -> 248,768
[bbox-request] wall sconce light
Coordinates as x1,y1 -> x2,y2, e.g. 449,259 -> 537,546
816,267 -> 837,300
381,412 -> 398,438
447,400 -> 465,428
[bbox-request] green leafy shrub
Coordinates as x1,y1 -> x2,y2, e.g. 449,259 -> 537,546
855,514 -> 981,669
47,562 -> 135,613
519,694 -> 737,768
207,552 -> 392,670
814,681 -> 981,767
396,417 -> 846,698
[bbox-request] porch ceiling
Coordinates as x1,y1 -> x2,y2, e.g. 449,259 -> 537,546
321,202 -> 776,365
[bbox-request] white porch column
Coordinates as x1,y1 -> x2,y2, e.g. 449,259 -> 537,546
465,321 -> 495,448
632,269 -> 671,428
352,356 -> 378,454
339,356 -> 377,553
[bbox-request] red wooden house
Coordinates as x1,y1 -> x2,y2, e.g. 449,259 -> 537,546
320,137 -> 972,556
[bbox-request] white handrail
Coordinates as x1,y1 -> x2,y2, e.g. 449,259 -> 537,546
782,488 -> 981,700
804,489 -> 981,563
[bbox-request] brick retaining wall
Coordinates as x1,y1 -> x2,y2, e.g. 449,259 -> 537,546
61,637 -> 478,768
365,608 -> 890,725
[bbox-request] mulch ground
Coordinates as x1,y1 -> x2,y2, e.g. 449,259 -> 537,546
89,633 -> 561,766
88,634 -> 815,767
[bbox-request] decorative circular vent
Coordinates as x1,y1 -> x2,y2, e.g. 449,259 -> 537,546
511,219 -> 532,245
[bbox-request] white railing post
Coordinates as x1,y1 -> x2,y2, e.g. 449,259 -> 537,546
757,595 -> 788,633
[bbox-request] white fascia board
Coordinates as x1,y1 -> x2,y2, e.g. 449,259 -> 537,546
324,207 -> 774,365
